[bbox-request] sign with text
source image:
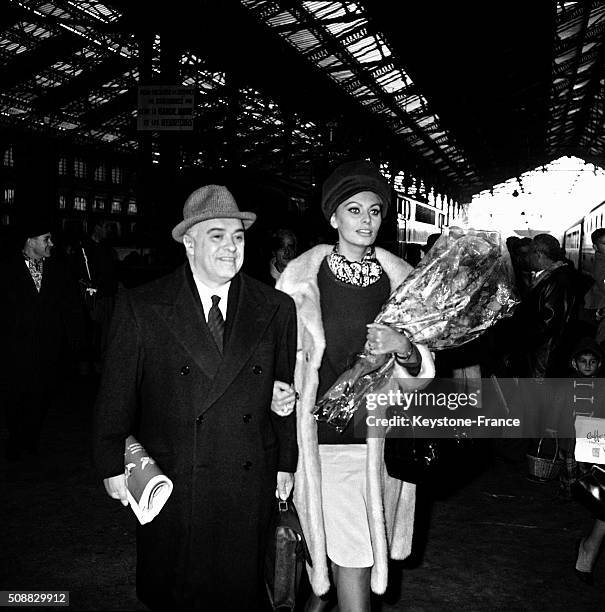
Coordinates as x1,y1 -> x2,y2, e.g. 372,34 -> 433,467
137,86 -> 195,131
575,416 -> 605,464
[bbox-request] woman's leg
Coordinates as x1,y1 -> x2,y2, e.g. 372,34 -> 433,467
577,518 -> 605,571
332,563 -> 371,612
303,562 -> 372,612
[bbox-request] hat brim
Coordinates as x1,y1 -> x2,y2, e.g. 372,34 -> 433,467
172,211 -> 256,242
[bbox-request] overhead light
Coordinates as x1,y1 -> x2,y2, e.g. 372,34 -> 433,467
512,189 -> 519,197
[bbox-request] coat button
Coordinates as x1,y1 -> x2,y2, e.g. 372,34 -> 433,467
252,365 -> 263,375
180,365 -> 190,376
243,460 -> 252,470
196,414 -> 204,424
243,414 -> 252,423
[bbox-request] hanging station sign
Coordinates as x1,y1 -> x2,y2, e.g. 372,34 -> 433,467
137,86 -> 195,131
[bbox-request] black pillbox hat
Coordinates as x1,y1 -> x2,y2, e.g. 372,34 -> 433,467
321,160 -> 391,222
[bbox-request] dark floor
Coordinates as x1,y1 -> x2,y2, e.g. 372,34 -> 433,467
0,375 -> 603,611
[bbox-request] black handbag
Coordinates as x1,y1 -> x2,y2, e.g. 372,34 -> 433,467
571,465 -> 605,520
384,433 -> 473,485
264,498 -> 311,611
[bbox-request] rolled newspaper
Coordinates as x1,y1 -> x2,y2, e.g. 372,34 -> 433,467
124,436 -> 173,525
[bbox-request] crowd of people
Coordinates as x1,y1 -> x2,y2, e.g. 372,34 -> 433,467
501,230 -> 605,586
2,158 -> 604,610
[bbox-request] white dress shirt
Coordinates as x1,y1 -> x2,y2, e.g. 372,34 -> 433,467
191,274 -> 230,322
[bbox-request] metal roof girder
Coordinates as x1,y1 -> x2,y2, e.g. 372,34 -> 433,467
557,5 -> 587,29
31,53 -> 132,112
554,45 -> 600,76
575,46 -> 605,149
0,30 -> 84,90
557,2 -> 594,144
78,84 -> 137,129
286,3 -> 473,184
555,19 -> 605,54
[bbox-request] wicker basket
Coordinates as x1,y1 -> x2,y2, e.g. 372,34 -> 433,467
526,438 -> 563,481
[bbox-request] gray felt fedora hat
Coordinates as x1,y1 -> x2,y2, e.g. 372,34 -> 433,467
171,185 -> 256,242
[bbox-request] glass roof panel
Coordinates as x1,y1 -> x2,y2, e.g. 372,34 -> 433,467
588,5 -> 605,26
317,55 -> 340,69
555,49 -> 577,64
267,11 -> 297,27
558,19 -> 582,40
22,22 -> 53,37
66,1 -> 122,23
287,29 -> 320,51
376,72 -> 405,94
303,1 -> 348,20
0,40 -> 28,54
346,35 -> 382,64
325,18 -> 365,38
331,68 -> 355,81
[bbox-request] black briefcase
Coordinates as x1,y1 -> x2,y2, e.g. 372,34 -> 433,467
264,498 -> 311,611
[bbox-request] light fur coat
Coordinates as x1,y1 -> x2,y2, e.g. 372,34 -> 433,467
276,245 -> 435,596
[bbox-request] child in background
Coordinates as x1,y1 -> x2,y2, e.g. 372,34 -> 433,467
551,337 -> 605,494
560,338 -> 605,584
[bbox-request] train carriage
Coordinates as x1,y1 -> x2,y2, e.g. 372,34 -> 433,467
563,199 -> 605,273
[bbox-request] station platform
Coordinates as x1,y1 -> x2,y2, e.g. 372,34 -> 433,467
0,375 -> 602,611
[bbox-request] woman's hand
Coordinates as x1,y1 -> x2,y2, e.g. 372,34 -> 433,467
366,323 -> 412,356
271,381 -> 297,416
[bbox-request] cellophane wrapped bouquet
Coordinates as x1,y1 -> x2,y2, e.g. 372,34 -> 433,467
314,228 -> 519,432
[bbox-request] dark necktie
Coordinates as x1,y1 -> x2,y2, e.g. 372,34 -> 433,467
207,295 -> 225,353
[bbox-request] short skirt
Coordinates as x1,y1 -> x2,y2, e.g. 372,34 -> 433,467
318,444 -> 374,568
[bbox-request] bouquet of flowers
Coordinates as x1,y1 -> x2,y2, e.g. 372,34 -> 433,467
314,228 -> 519,432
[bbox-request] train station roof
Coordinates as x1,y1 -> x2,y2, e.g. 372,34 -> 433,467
1,1 -> 604,200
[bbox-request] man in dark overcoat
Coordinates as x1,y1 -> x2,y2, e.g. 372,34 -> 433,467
0,218 -> 83,460
93,185 -> 298,611
513,234 -> 578,449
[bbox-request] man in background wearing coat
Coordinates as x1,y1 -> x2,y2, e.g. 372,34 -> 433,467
514,234 -> 578,453
1,216 -> 83,461
93,185 -> 298,611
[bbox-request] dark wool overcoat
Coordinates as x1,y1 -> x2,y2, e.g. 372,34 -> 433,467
93,265 -> 297,611
0,254 -> 83,393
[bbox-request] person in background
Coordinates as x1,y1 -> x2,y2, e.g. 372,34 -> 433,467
268,227 -> 298,285
510,234 -> 578,478
78,221 -> 119,372
511,237 -> 533,299
557,338 -> 605,585
506,235 -> 520,257
422,232 -> 441,258
581,228 -> 605,341
403,243 -> 422,267
93,185 -> 298,611
576,518 -> 605,586
277,160 -> 434,612
0,215 -> 83,460
551,337 -> 604,491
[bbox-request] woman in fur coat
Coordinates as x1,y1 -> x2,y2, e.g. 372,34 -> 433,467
277,160 -> 435,612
